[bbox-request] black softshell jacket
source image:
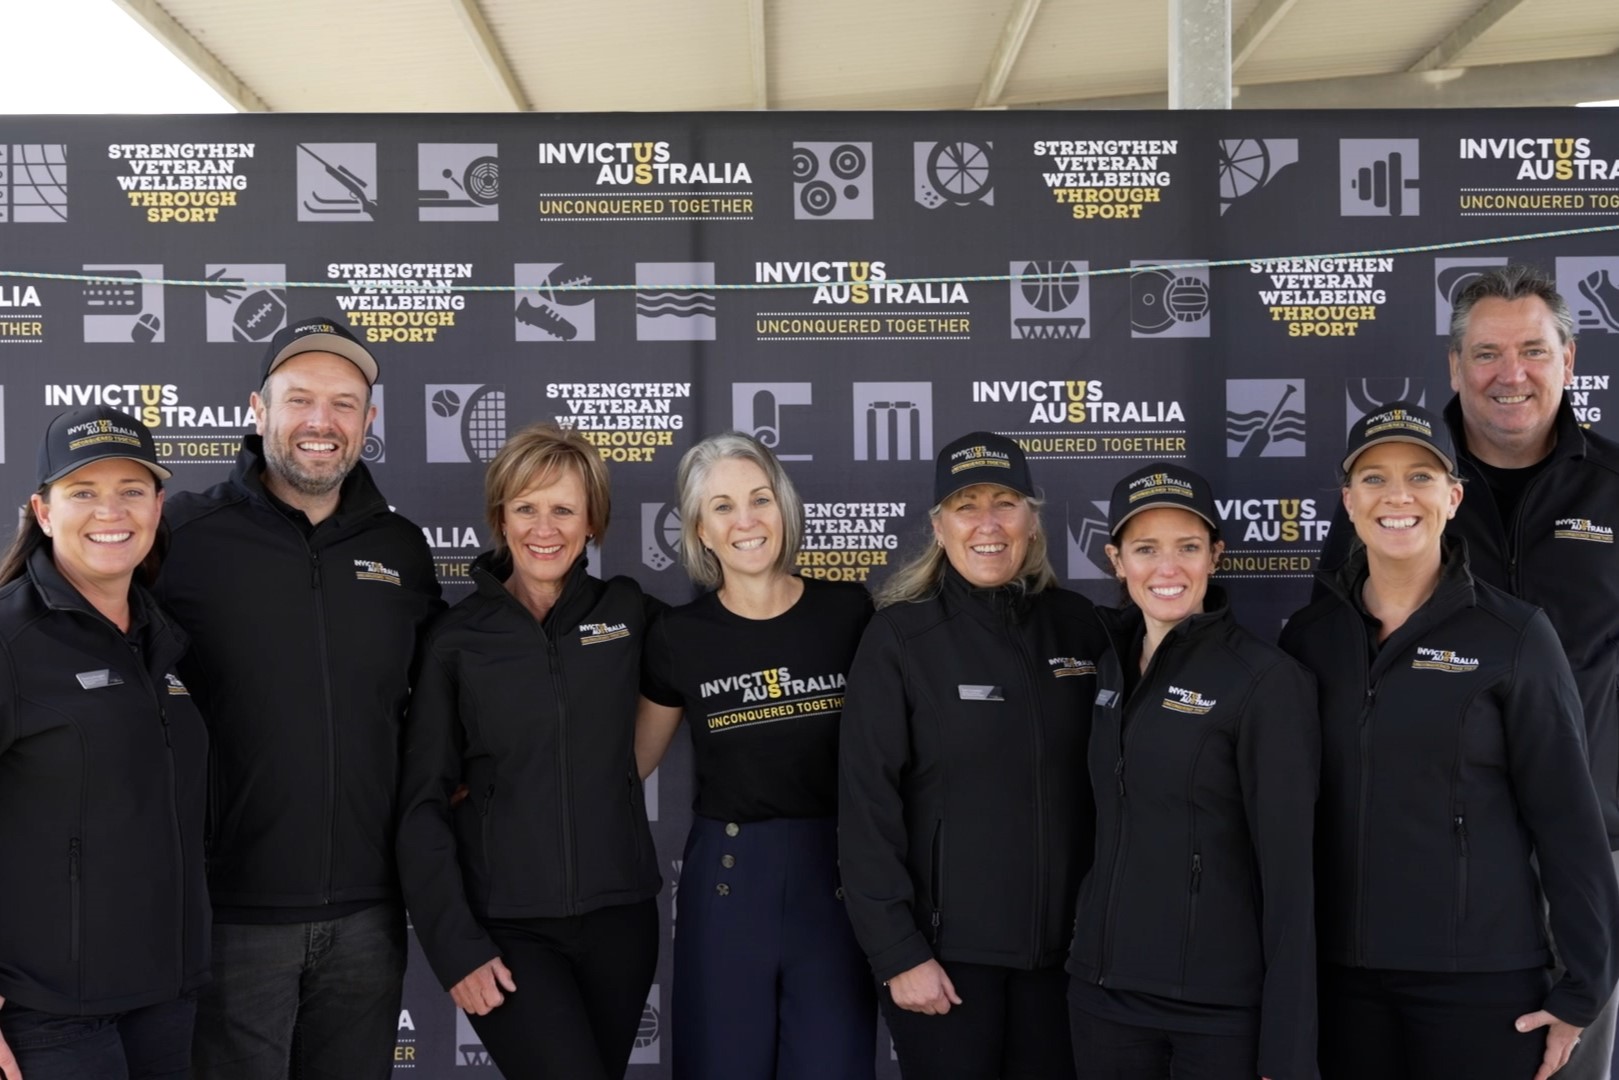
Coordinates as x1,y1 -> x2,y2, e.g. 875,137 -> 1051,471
1068,590 -> 1319,1080
1319,396 -> 1619,847
0,548 -> 210,1015
154,436 -> 443,909
1282,544 -> 1619,1026
839,568 -> 1105,983
397,553 -> 661,990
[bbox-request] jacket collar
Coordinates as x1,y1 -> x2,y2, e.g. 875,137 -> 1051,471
229,433 -> 389,529
1096,584 -> 1233,661
24,545 -> 187,665
939,561 -> 1034,627
1443,392 -> 1586,472
1316,535 -> 1475,677
471,548 -> 597,632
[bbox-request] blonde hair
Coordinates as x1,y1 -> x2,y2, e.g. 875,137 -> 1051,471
484,423 -> 611,551
875,493 -> 1057,608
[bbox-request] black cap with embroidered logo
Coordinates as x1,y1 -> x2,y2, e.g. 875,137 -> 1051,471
934,431 -> 1037,505
38,405 -> 172,486
1340,400 -> 1457,481
1107,462 -> 1220,541
261,317 -> 379,386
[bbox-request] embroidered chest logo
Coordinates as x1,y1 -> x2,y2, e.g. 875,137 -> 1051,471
352,559 -> 401,585
1554,517 -> 1614,544
165,673 -> 190,696
1412,646 -> 1480,673
1162,685 -> 1217,715
579,621 -> 631,646
1049,656 -> 1097,678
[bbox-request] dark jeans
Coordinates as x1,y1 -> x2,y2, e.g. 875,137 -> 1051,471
190,903 -> 406,1080
466,899 -> 659,1080
1067,1005 -> 1257,1080
1319,963 -> 1550,1080
0,993 -> 196,1080
881,961 -> 1077,1080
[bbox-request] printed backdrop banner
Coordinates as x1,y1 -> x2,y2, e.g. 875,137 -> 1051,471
2,109 -> 1617,1076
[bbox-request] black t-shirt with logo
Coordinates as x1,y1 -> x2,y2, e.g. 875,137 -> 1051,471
643,576 -> 873,822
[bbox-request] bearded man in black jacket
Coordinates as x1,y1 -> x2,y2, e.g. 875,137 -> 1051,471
154,318 -> 443,1080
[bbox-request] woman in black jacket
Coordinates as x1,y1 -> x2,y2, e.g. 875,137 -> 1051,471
1067,462 -> 1318,1080
0,406 -> 209,1080
396,423 -> 661,1080
1281,402 -> 1619,1080
839,431 -> 1105,1080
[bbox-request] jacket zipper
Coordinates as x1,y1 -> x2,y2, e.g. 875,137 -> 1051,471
1005,603 -> 1049,968
1354,681 -> 1376,967
1180,851 -> 1202,989
546,634 -> 578,912
309,551 -> 340,904
481,784 -> 497,887
929,819 -> 945,945
1454,810 -> 1470,926
1098,634 -> 1168,983
68,837 -> 82,966
127,638 -> 188,995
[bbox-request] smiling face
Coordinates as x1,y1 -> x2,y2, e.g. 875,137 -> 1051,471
501,465 -> 591,597
32,457 -> 164,599
1448,294 -> 1575,467
1342,441 -> 1462,567
251,351 -> 376,506
1107,507 -> 1222,636
694,457 -> 784,584
932,483 -> 1036,589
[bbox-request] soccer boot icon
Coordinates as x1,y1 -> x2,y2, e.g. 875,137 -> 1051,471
1578,269 -> 1619,332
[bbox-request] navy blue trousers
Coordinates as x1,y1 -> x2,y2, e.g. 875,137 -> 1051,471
673,815 -> 877,1080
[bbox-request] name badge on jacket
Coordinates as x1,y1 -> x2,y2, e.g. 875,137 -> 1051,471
958,684 -> 1005,701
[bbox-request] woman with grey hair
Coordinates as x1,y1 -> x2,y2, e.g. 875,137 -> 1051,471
637,431 -> 877,1080
838,430 -> 1106,1080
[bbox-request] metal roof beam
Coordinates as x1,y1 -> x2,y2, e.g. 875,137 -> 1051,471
974,0 -> 1044,108
1009,52 -> 1619,109
449,0 -> 530,111
748,0 -> 768,109
1232,0 -> 1300,71
1409,0 -> 1530,72
111,0 -> 267,112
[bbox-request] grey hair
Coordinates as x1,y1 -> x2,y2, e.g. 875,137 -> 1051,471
1448,264 -> 1575,353
874,492 -> 1058,609
675,431 -> 805,588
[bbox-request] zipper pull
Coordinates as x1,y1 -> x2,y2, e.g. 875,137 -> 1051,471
1191,852 -> 1202,893
1114,757 -> 1126,798
70,837 -> 81,880
1454,815 -> 1468,856
930,910 -> 942,943
309,553 -> 321,588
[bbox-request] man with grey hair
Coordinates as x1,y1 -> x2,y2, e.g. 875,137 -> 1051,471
155,318 -> 442,1079
1325,264 -> 1619,1076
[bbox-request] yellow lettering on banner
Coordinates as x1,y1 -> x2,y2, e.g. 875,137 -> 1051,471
0,322 -> 42,335
126,191 -> 238,207
394,1047 -> 416,1062
800,566 -> 872,581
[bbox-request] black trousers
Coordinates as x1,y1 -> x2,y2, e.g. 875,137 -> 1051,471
467,898 -> 659,1080
1067,1003 -> 1256,1080
881,960 -> 1076,1080
1319,963 -> 1549,1080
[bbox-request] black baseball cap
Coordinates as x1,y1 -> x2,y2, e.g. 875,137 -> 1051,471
1108,462 -> 1220,540
38,406 -> 171,487
934,431 -> 1037,505
261,317 -> 379,386
1341,401 -> 1457,480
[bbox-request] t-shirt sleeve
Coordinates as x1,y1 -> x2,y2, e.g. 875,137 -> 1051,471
640,608 -> 685,708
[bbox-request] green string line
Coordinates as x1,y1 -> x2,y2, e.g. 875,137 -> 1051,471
5,222 -> 1619,293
